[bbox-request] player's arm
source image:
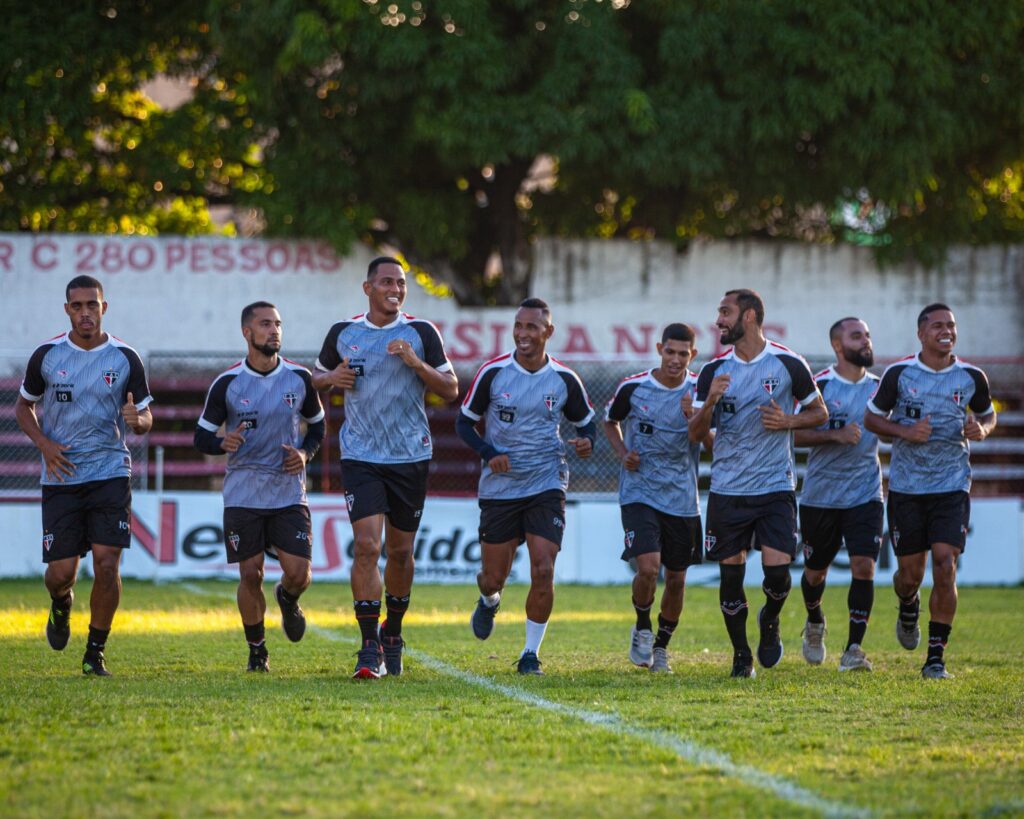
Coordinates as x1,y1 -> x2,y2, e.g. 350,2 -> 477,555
603,384 -> 639,470
964,368 -> 997,442
763,357 -> 828,431
121,349 -> 154,435
862,364 -> 931,442
561,370 -> 596,459
193,375 -> 240,455
395,323 -> 459,402
456,366 -> 507,472
688,365 -> 728,443
15,395 -> 75,481
794,427 -> 847,447
782,393 -> 828,431
312,323 -> 357,392
410,360 -> 459,403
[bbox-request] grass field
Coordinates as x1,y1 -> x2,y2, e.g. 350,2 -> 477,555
1,579 -> 1022,818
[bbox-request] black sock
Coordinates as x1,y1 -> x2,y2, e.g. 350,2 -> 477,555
926,621 -> 952,666
633,598 -> 654,632
354,599 -> 381,643
86,626 -> 110,653
654,614 -> 678,650
761,565 -> 792,622
800,574 -> 826,624
383,592 -> 410,637
846,578 -> 874,649
51,591 -> 72,610
243,620 -> 265,647
277,584 -> 299,606
898,588 -> 920,629
719,564 -> 750,654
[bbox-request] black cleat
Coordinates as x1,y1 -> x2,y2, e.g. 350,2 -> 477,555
274,582 -> 306,642
46,590 -> 73,651
82,649 -> 111,677
378,623 -> 404,677
730,651 -> 756,678
516,650 -> 543,675
247,643 -> 270,672
471,596 -> 499,640
353,640 -> 385,680
756,606 -> 784,668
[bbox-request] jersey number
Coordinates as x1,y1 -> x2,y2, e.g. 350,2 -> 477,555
55,390 -> 73,402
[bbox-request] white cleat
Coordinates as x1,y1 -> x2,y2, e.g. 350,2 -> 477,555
839,644 -> 873,672
629,626 -> 655,668
801,619 -> 827,665
649,647 -> 673,674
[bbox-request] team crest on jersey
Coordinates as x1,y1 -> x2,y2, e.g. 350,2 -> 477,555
761,377 -> 780,395
102,369 -> 119,387
42,533 -> 54,552
543,394 -> 557,410
283,391 -> 299,408
952,388 -> 966,406
228,533 -> 240,552
704,534 -> 716,551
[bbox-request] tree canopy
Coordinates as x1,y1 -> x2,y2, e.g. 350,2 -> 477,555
3,0 -> 1022,303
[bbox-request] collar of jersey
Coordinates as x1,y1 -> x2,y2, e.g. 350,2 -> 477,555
359,313 -> 406,330
509,351 -> 550,376
725,340 -> 773,365
243,358 -> 283,378
913,352 -> 958,374
828,366 -> 874,385
647,369 -> 690,391
64,334 -> 110,353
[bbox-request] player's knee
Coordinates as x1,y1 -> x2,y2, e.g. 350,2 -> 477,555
352,535 -> 382,563
285,564 -> 311,592
384,541 -> 413,567
762,564 -> 791,599
238,561 -> 264,588
803,567 -> 827,586
664,571 -> 686,595
92,553 -> 120,583
531,559 -> 555,587
635,561 -> 659,584
932,555 -> 957,586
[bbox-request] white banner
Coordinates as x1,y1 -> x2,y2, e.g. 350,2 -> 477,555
0,492 -> 1020,586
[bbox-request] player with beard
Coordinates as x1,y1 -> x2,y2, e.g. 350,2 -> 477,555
16,275 -> 154,676
313,257 -> 458,679
794,318 -> 882,672
689,289 -> 828,677
864,304 -> 996,679
195,302 -> 325,672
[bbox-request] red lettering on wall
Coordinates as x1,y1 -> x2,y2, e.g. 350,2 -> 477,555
613,324 -> 656,355
560,325 -> 596,355
32,239 -> 58,271
131,500 -> 178,564
452,322 -> 482,361
0,241 -> 12,271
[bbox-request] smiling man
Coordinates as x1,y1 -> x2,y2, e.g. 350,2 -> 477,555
864,303 -> 996,679
313,257 -> 458,679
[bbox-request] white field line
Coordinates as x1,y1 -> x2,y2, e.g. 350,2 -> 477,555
180,582 -> 872,819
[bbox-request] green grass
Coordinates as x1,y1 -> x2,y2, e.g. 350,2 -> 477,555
1,580 -> 1022,818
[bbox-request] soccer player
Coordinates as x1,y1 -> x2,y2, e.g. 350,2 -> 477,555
194,302 -> 325,673
795,318 -> 882,672
15,275 -> 154,676
689,289 -> 828,678
457,298 -> 596,675
604,323 -> 708,674
864,303 -> 996,679
313,257 -> 458,679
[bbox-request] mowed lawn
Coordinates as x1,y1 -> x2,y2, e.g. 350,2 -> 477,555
0,579 -> 1021,818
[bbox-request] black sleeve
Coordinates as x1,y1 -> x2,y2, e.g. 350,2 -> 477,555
605,380 -> 638,423
558,371 -> 595,425
967,367 -> 994,414
574,419 -> 597,446
412,321 -> 452,371
461,365 -> 498,420
300,419 -> 325,461
869,365 -> 904,414
315,322 -> 346,372
780,354 -> 818,405
197,373 -> 233,433
694,361 -> 721,404
297,370 -> 325,422
20,344 -> 52,400
120,347 -> 154,408
455,412 -> 501,462
194,426 -> 225,455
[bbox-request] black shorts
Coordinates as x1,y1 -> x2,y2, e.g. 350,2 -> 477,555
887,490 -> 970,556
704,491 -> 798,562
341,460 -> 429,532
41,477 -> 131,563
800,500 -> 884,569
620,503 -> 703,571
479,489 -> 566,547
223,505 -> 313,564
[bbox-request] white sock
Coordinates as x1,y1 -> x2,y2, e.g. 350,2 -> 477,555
481,591 -> 501,608
522,618 -> 548,656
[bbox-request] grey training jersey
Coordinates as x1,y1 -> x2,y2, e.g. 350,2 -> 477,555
605,369 -> 701,516
197,358 -> 325,509
20,332 -> 153,486
693,341 -> 819,496
799,367 -> 882,508
866,353 -> 993,494
462,353 -> 595,500
316,312 -> 453,464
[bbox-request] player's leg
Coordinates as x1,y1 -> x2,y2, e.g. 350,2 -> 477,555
839,501 -> 883,671
237,552 -> 269,672
44,556 -> 79,651
650,513 -> 701,674
621,503 -> 662,668
706,493 -> 756,677
921,492 -> 969,679
518,533 -> 560,675
269,505 -> 313,645
888,490 -> 929,651
41,483 -> 86,652
798,505 -> 841,666
473,538 -> 517,639
651,569 -> 686,674
755,492 -> 798,670
379,521 -> 417,676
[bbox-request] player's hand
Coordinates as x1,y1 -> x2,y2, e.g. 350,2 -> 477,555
903,415 -> 932,443
325,357 -> 358,390
281,444 -> 308,474
680,393 -> 695,419
623,449 -> 641,471
964,415 -> 987,441
708,374 -> 731,403
388,339 -> 420,369
568,437 -> 593,459
40,438 -> 75,482
835,421 -> 862,445
488,453 -> 511,473
221,422 -> 247,453
122,391 -> 141,431
757,399 -> 790,431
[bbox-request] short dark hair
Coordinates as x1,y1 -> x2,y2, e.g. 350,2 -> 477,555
518,297 -> 551,321
829,317 -> 861,342
241,301 -> 276,326
367,256 -> 404,280
65,275 -> 103,302
725,288 -> 765,325
917,303 -> 952,328
661,323 -> 696,344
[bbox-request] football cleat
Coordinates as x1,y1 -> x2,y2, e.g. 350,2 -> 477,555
46,590 -> 73,651
629,626 -> 655,668
649,647 -> 673,674
838,644 -> 873,672
247,644 -> 270,673
274,582 -> 306,643
730,651 -> 756,678
378,622 -> 404,677
896,597 -> 921,651
801,618 -> 826,665
82,649 -> 112,677
921,662 -> 953,680
756,606 -> 784,668
516,650 -> 543,676
471,596 -> 499,640
353,640 -> 385,680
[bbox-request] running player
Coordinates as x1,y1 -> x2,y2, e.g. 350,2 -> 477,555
15,275 -> 154,676
313,257 -> 458,679
194,302 -> 325,672
457,298 -> 596,675
795,317 -> 882,672
689,289 -> 828,677
603,323 -> 708,674
864,303 -> 996,679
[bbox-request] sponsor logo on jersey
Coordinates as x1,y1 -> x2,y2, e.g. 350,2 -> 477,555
57,369 -> 68,377
952,388 -> 966,406
348,344 -> 360,352
283,391 -> 299,408
228,533 -> 240,551
761,377 -> 780,395
501,392 -> 511,399
240,398 -> 251,406
421,434 -> 431,447
43,533 -> 54,552
543,394 -> 557,411
102,369 -> 119,387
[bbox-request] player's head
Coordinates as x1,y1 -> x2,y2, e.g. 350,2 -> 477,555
241,301 -> 282,357
657,323 -> 697,377
513,297 -> 554,358
64,275 -> 107,341
364,256 -> 407,317
916,302 -> 956,354
717,289 -> 764,344
829,317 -> 873,367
